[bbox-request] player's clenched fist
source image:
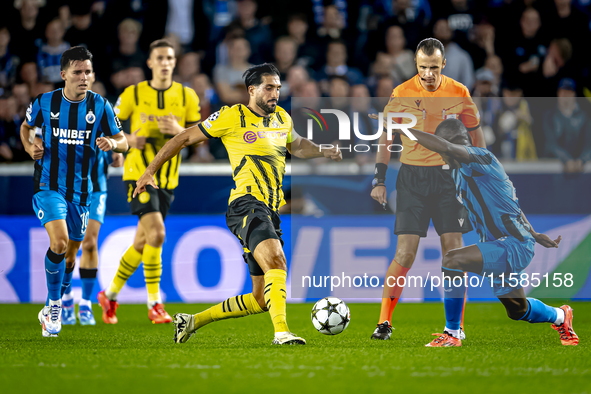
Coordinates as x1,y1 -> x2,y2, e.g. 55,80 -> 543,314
111,152 -> 124,167
96,136 -> 117,152
322,145 -> 343,162
27,142 -> 44,160
133,172 -> 158,198
158,112 -> 183,135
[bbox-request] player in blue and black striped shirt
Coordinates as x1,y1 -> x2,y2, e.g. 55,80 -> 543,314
60,138 -> 124,326
20,46 -> 128,338
390,118 -> 578,347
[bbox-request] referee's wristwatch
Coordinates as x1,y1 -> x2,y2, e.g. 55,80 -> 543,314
372,178 -> 385,188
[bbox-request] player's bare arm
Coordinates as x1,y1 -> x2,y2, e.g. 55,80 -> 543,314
287,133 -> 342,161
469,126 -> 486,148
96,132 -> 129,153
20,122 -> 44,160
133,124 -> 208,197
368,113 -> 470,166
520,211 -> 562,248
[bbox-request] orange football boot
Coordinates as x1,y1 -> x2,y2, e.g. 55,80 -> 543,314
97,290 -> 119,324
149,303 -> 173,324
551,305 -> 579,346
425,332 -> 462,347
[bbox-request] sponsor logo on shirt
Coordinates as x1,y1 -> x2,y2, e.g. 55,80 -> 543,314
52,128 -> 92,145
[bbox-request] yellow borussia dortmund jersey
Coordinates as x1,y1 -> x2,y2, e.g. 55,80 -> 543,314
115,81 -> 200,189
199,104 -> 292,211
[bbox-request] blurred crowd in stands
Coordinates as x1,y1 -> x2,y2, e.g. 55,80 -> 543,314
1,0 -> 591,172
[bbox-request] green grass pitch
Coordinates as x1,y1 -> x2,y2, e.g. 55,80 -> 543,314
1,302 -> 589,394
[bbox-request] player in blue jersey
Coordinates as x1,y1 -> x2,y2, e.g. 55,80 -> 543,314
61,72 -> 125,326
389,118 -> 578,347
61,145 -> 124,325
20,46 -> 128,337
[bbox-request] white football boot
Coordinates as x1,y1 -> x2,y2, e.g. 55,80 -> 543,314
272,332 -> 306,345
38,304 -> 61,337
173,313 -> 196,344
44,300 -> 62,336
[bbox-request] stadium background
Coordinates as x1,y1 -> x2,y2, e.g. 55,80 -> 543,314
1,0 -> 591,304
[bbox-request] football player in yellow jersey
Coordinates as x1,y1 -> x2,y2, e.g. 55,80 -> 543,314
133,63 -> 341,345
97,39 -> 201,325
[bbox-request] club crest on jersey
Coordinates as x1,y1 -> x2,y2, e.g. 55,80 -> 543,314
85,110 -> 96,124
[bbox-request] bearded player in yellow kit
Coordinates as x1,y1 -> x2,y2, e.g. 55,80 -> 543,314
133,63 -> 341,345
98,39 -> 200,324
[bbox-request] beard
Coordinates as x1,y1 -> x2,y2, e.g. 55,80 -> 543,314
256,96 -> 277,114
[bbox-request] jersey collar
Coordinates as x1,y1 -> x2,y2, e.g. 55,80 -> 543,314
148,81 -> 173,91
61,89 -> 88,103
245,105 -> 272,118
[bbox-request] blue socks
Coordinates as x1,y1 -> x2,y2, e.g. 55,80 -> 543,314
61,266 -> 74,297
80,268 -> 98,301
442,267 -> 465,331
45,248 -> 65,302
519,298 -> 558,323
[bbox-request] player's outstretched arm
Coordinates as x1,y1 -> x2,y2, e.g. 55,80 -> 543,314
368,113 -> 472,164
521,211 -> 562,248
20,123 -> 44,160
287,133 -> 342,161
133,124 -> 209,197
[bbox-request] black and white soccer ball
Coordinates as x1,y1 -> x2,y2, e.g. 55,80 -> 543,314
311,297 -> 350,335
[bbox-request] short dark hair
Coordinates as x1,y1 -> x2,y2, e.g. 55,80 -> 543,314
328,75 -> 349,85
242,63 -> 280,90
288,13 -> 307,24
415,37 -> 445,60
60,46 -> 93,71
434,119 -> 468,142
149,39 -> 174,56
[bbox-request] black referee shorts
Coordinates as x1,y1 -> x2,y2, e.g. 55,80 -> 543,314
226,195 -> 284,276
395,163 -> 472,237
125,180 -> 174,219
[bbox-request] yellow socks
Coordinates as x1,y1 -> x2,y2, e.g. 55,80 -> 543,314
107,245 -> 142,298
143,244 -> 162,305
264,269 -> 289,333
193,293 -> 264,330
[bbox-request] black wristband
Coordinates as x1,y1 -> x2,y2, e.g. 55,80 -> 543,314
374,163 -> 388,180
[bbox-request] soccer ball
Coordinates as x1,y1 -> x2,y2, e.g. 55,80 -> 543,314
311,297 -> 350,335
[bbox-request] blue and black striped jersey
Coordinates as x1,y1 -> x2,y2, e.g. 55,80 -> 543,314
26,89 -> 122,206
91,149 -> 112,193
453,146 -> 531,243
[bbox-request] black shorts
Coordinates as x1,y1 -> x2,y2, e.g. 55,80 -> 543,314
395,164 -> 472,237
226,195 -> 283,276
125,180 -> 174,219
